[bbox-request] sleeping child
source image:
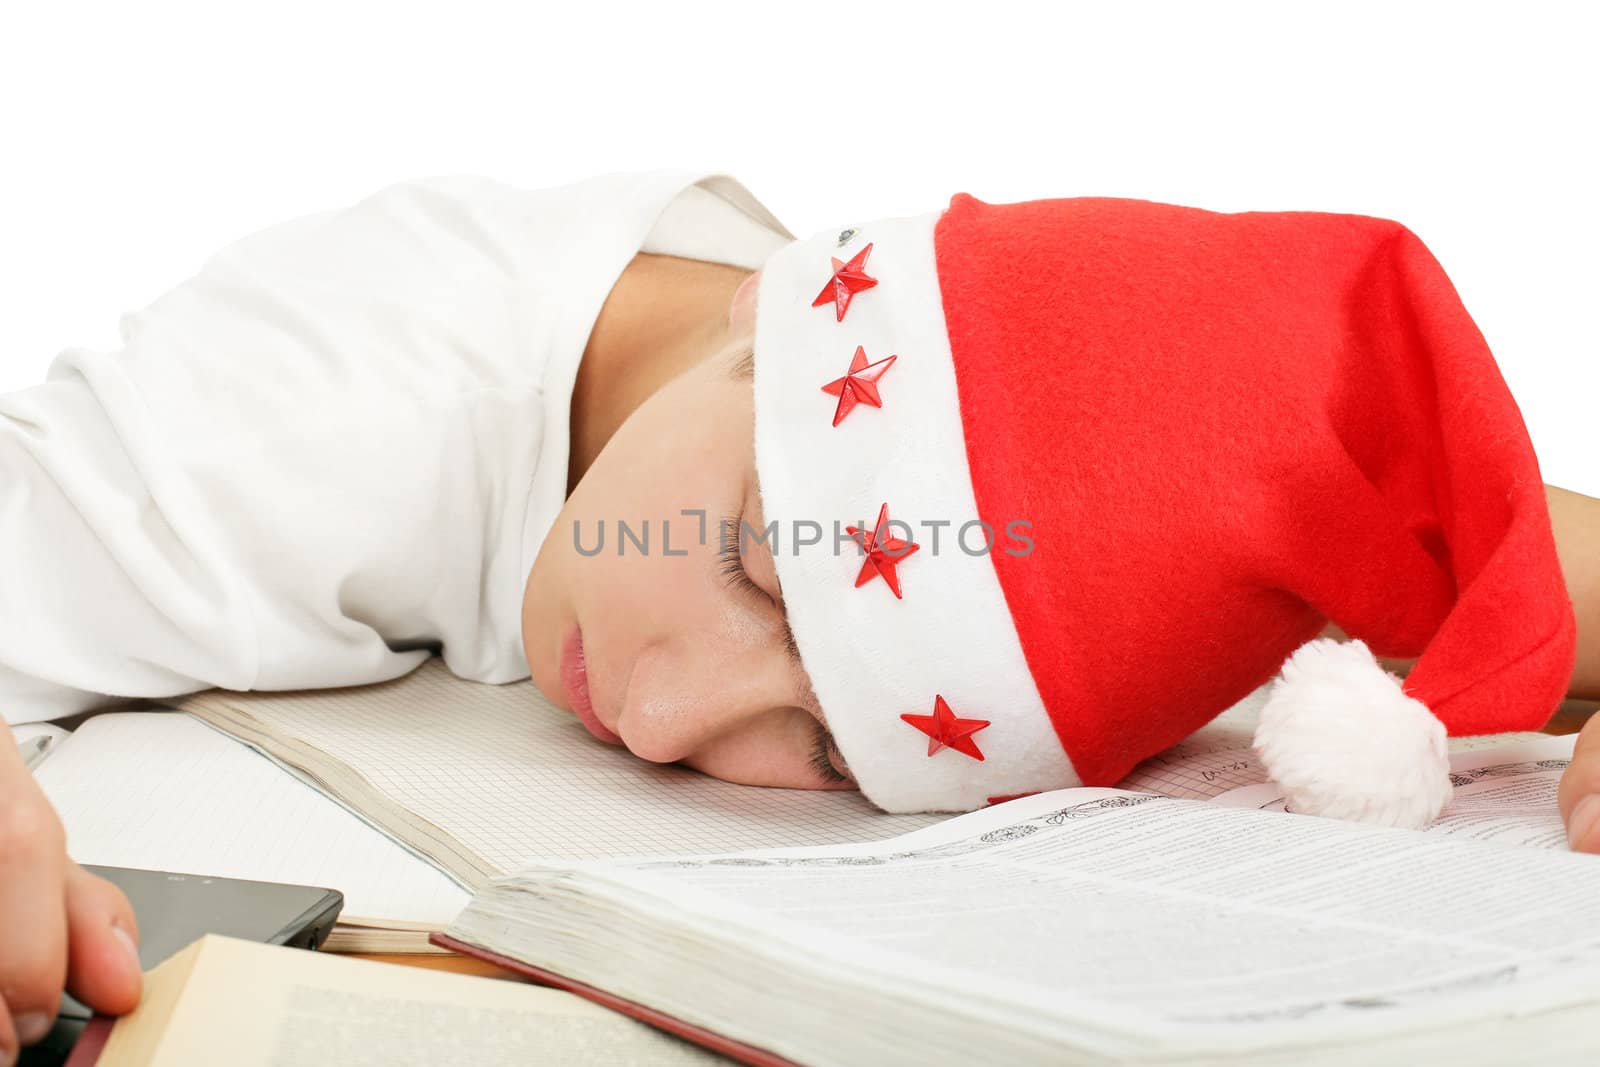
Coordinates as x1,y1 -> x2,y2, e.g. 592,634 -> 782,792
2,169 -> 1598,1053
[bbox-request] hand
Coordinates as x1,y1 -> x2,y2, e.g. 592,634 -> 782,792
1560,713 -> 1600,852
1,731 -> 141,1062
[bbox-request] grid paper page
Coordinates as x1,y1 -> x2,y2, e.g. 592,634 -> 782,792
176,657 -> 944,879
169,656 -> 1566,883
37,712 -> 469,923
1114,688 -> 1270,800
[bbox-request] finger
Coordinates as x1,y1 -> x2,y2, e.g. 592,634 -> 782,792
0,788 -> 69,1046
1557,713 -> 1600,821
1558,714 -> 1600,851
0,1006 -> 17,1067
61,864 -> 142,1016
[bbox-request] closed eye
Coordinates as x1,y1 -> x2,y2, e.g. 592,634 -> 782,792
719,511 -> 803,667
719,509 -> 832,782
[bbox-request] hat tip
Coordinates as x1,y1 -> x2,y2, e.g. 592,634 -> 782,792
1253,637 -> 1453,830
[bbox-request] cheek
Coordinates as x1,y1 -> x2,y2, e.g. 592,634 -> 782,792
575,396 -> 734,601
682,706 -> 827,789
532,373 -> 755,678
575,370 -> 749,522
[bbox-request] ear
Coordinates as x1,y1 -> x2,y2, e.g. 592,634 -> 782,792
729,269 -> 762,337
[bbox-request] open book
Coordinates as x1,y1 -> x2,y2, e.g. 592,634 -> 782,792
75,934 -> 723,1065
435,734 -> 1598,1066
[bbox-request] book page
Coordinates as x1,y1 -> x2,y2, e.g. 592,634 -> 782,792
174,655 -> 943,883
1111,681 -> 1559,803
1208,733 -> 1576,849
99,935 -> 722,1067
37,712 -> 469,923
465,787 -> 1600,1060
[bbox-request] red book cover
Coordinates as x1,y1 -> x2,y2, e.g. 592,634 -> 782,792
62,1015 -> 115,1067
429,932 -> 804,1067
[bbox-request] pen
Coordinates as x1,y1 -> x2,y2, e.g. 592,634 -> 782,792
19,733 -> 54,771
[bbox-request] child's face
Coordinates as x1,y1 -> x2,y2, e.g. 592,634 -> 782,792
521,279 -> 854,792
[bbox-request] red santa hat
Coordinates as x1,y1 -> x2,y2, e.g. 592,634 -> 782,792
749,192 -> 1577,828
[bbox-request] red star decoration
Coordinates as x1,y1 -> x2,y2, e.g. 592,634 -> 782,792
986,792 -> 1039,807
811,242 -> 878,321
901,695 -> 991,761
847,502 -> 919,598
820,346 -> 897,427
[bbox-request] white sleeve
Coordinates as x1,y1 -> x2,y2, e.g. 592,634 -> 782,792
1,371 -> 259,725
0,175 -> 551,725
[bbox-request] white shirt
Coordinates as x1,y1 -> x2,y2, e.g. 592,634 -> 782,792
0,171 -> 793,725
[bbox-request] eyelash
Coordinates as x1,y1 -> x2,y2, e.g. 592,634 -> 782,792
716,514 -> 765,598
810,722 -> 849,785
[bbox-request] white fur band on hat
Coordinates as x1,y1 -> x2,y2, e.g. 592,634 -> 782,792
750,211 -> 1081,812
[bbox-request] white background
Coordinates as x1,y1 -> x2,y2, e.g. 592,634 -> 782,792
2,0 -> 1595,491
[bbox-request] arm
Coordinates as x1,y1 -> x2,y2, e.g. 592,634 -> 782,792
0,371 -> 255,726
1,175 -> 562,1049
0,175 -> 473,723
1537,485 -> 1600,849
1546,485 -> 1600,700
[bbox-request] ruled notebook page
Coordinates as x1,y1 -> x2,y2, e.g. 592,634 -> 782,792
36,712 -> 469,923
175,656 -> 945,881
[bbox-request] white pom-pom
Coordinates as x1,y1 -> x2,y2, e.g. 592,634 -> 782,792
1253,637 -> 1452,830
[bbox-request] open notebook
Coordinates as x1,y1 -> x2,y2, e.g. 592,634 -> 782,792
170,655 -> 1545,884
31,712 -> 469,953
31,654 -> 1561,955
168,659 -> 1555,895
172,659 -> 1427,883
34,713 -> 467,921
169,655 -> 948,887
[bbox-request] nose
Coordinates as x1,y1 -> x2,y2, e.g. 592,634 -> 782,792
614,633 -> 806,765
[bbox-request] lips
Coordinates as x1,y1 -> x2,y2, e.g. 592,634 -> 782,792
559,626 -> 622,745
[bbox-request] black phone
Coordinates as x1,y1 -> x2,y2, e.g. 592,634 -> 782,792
22,865 -> 342,1065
